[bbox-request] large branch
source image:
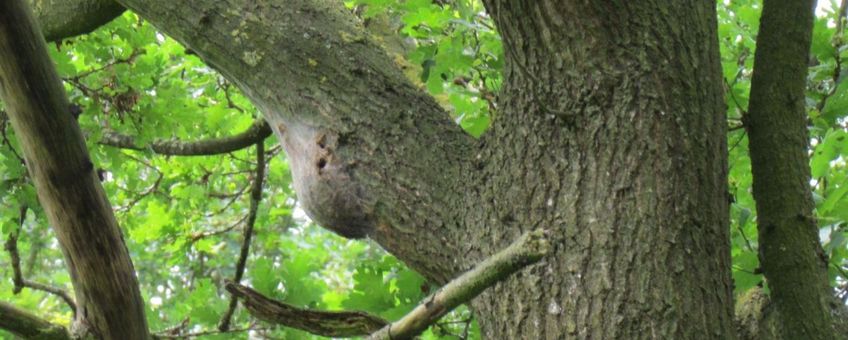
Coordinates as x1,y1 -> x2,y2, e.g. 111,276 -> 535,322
99,119 -> 272,156
0,302 -> 70,340
115,0 -> 476,282
30,0 -> 124,42
0,0 -> 148,338
745,0 -> 838,339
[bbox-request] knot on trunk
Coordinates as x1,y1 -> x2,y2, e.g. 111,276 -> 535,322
277,122 -> 372,238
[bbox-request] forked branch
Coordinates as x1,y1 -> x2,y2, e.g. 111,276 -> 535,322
228,229 -> 550,338
367,229 -> 550,340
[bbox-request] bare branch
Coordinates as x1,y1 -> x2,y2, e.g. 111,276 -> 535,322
368,229 -> 549,340
226,230 -> 548,339
4,206 -> 77,314
219,141 -> 266,331
98,119 -> 272,156
225,283 -> 389,337
153,323 -> 268,339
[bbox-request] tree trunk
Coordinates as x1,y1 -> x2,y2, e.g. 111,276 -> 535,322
81,0 -> 731,338
0,0 -> 148,338
466,1 -> 733,338
745,0 -> 837,339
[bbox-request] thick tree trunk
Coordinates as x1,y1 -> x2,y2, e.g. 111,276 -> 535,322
746,1 -> 837,339
464,1 -> 733,338
69,0 -> 731,338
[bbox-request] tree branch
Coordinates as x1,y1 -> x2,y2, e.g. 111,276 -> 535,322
219,141 -> 266,331
115,0 -> 475,283
224,282 -> 389,338
746,0 -> 838,338
4,206 -> 78,314
227,229 -> 549,338
0,302 -> 70,339
368,229 -> 550,340
0,0 -> 148,337
29,0 -> 124,42
98,119 -> 272,156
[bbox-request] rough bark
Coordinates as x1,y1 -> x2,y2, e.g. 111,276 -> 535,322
29,0 -> 124,42
0,0 -> 148,338
745,1 -> 837,339
466,1 -> 733,339
114,0 -> 476,283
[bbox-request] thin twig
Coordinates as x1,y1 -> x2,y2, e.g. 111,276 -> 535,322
219,141 -> 266,331
0,113 -> 25,165
3,206 -> 77,313
153,324 -> 266,339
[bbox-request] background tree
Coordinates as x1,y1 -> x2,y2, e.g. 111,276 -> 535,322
1,0 -> 848,339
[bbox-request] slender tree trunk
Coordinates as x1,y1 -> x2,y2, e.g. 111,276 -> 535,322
0,0 -> 148,338
746,1 -> 837,339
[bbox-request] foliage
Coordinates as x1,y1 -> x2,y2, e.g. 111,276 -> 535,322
2,0 -> 848,339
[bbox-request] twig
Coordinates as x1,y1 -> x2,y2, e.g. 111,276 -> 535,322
368,229 -> 549,340
817,0 -> 848,116
218,141 -> 266,331
0,113 -> 25,165
735,222 -> 755,253
99,119 -> 271,156
153,324 -> 266,339
67,49 -> 141,81
3,206 -> 77,313
189,214 -> 248,243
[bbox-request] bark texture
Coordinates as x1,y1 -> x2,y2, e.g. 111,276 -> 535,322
466,1 -> 733,339
114,0 -> 475,283
0,0 -> 148,338
745,0 -> 837,339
